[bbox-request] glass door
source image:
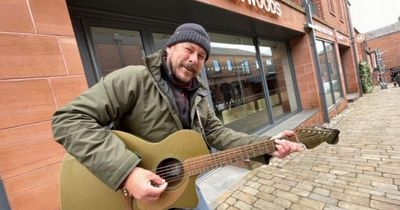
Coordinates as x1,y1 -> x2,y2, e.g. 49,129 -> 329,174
316,40 -> 343,108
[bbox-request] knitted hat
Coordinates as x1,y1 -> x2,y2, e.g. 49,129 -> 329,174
166,23 -> 211,60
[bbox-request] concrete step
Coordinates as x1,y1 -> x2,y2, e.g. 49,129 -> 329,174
196,166 -> 249,205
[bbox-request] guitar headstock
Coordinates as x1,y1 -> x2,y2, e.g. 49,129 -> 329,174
295,125 -> 340,149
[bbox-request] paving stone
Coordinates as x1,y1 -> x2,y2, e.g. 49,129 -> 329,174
253,199 -> 284,210
338,201 -> 374,210
231,191 -> 257,204
233,200 -> 252,210
290,188 -> 311,197
370,199 -> 400,210
299,197 -> 325,210
273,197 -> 292,208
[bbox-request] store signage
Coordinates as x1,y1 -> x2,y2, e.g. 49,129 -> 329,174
234,0 -> 282,16
306,23 -> 349,43
335,32 -> 347,42
310,24 -> 335,37
355,33 -> 366,43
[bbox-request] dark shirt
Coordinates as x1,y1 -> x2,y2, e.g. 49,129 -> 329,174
161,54 -> 200,129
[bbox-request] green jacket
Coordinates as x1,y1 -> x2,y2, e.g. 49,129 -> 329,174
52,50 -> 266,191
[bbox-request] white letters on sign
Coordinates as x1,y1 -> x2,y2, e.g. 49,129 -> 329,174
237,0 -> 282,16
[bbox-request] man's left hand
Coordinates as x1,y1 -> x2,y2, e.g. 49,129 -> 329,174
272,130 -> 303,158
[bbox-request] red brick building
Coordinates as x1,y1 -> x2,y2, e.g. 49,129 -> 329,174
0,0 -> 361,209
357,20 -> 400,85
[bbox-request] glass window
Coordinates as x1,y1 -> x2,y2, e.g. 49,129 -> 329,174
316,40 -> 343,108
227,59 -> 233,71
213,60 -> 221,72
259,40 -> 299,120
255,60 -> 260,69
325,42 -> 343,102
205,33 -> 271,133
241,60 -> 250,74
152,33 -> 171,52
90,27 -> 145,76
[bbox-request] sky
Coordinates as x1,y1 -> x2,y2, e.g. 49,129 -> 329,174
349,0 -> 400,33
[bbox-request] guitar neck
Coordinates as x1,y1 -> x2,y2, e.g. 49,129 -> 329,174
184,138 -> 275,176
181,125 -> 340,176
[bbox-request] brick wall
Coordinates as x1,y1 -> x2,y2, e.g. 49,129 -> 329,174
367,31 -> 400,70
314,0 -> 349,35
0,0 -> 86,209
290,35 -> 321,110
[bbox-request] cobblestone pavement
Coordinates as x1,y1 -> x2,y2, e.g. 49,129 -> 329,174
212,86 -> 400,210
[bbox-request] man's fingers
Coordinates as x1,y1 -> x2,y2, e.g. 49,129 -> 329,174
143,182 -> 168,203
273,139 -> 303,158
272,130 -> 295,139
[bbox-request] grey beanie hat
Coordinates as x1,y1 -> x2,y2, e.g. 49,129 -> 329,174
166,23 -> 211,60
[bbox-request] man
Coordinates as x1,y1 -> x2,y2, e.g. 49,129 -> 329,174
52,23 -> 302,209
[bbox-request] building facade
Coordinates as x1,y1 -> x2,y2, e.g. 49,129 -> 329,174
356,20 -> 400,86
0,0 -> 361,209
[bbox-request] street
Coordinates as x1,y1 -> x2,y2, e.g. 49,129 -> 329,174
212,86 -> 400,210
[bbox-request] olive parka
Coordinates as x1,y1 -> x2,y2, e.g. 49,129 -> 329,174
52,50 -> 268,191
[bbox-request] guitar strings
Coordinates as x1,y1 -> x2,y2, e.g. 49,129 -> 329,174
154,132 -> 320,179
154,139 -> 275,177
154,133 -> 322,182
153,132 -> 321,180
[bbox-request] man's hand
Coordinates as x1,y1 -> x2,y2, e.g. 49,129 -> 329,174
123,167 -> 167,203
272,130 -> 303,158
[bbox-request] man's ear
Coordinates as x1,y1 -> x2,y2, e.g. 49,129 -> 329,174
166,46 -> 171,54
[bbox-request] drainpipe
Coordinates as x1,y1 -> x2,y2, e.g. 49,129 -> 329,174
302,0 -> 330,123
344,0 -> 363,97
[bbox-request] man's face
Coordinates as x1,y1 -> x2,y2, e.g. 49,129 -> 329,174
166,42 -> 207,84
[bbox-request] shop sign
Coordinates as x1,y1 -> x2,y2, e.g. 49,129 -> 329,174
307,23 -> 349,43
310,24 -> 335,37
233,0 -> 282,16
355,33 -> 366,43
335,31 -> 347,43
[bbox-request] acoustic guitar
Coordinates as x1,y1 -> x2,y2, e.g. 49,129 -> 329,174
60,126 -> 339,210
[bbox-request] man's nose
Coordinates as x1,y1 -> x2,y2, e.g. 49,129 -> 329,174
188,52 -> 198,64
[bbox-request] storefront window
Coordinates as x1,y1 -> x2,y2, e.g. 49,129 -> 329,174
316,40 -> 343,108
152,33 -> 171,52
259,40 -> 298,120
90,27 -> 145,76
206,33 -> 267,133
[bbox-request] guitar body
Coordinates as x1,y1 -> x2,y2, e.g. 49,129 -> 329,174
60,130 -> 209,210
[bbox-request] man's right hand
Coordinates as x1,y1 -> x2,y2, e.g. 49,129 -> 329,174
122,167 -> 167,203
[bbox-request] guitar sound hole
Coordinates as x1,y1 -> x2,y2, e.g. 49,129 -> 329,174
155,158 -> 183,187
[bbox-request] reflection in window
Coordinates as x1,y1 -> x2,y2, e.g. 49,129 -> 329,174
90,27 -> 145,76
259,40 -> 298,120
316,40 -> 343,108
204,34 -> 299,133
205,33 -> 270,133
152,33 -> 172,53
265,59 -> 275,73
227,59 -> 233,71
241,60 -> 250,74
213,60 -> 221,72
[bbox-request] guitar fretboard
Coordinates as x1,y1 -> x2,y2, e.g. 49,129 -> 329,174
183,138 -> 276,176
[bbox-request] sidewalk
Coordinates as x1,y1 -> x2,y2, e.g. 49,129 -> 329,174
211,86 -> 400,210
